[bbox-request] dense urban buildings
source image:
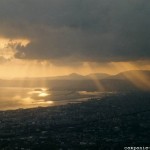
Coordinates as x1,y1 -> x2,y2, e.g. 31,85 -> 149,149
0,92 -> 150,150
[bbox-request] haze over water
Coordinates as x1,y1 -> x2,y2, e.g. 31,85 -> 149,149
0,87 -> 112,110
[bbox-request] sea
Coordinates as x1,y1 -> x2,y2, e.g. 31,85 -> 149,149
0,87 -> 115,110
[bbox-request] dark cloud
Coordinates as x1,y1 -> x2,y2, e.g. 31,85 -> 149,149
0,0 -> 150,63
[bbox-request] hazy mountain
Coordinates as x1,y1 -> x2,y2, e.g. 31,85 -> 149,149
17,73 -> 110,80
47,73 -> 110,80
0,70 -> 149,91
108,70 -> 150,80
86,73 -> 110,80
13,70 -> 150,81
13,73 -> 85,80
54,73 -> 85,80
105,70 -> 150,91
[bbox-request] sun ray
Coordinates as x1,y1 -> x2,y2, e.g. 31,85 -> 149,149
111,62 -> 150,90
84,62 -> 105,91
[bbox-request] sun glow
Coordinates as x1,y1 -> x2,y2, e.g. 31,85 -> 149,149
0,37 -> 30,48
0,37 -> 30,60
38,92 -> 49,97
84,62 -> 105,91
37,100 -> 53,104
40,88 -> 50,97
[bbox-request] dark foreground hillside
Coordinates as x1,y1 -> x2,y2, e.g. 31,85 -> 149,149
0,92 -> 150,150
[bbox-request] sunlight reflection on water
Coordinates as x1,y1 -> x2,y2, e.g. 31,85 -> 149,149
0,87 -> 53,110
0,87 -> 113,110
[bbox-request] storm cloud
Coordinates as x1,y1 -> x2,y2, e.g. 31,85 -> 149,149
0,0 -> 150,63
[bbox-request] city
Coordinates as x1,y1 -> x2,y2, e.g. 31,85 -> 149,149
0,92 -> 150,149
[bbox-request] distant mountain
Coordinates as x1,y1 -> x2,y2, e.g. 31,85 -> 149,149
86,73 -> 110,80
105,70 -> 150,90
13,73 -> 85,80
108,70 -> 150,80
48,73 -> 110,80
0,70 -> 149,91
21,73 -> 110,80
50,73 -> 85,80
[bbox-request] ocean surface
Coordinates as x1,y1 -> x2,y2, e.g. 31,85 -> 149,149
0,87 -> 115,110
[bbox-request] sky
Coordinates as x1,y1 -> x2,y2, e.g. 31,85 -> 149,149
0,0 -> 150,78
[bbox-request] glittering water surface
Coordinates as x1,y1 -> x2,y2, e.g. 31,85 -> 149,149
0,87 -> 114,110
